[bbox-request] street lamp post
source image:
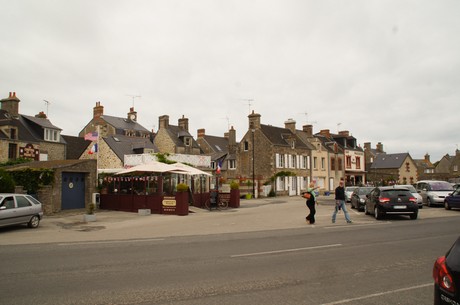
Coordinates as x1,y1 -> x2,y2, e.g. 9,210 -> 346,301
252,129 -> 255,198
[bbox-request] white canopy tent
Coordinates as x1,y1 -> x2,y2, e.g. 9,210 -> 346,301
115,161 -> 188,175
172,162 -> 212,177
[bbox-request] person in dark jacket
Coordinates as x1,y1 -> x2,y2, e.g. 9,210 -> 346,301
332,180 -> 352,224
303,191 -> 316,224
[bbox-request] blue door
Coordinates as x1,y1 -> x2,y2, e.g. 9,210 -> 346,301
61,172 -> 85,210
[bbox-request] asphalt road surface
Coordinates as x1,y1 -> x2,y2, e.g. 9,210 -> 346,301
1,213 -> 458,305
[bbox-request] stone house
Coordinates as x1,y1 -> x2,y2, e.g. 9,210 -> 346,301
237,111 -> 311,197
196,127 -> 238,181
154,115 -> 201,155
78,102 -> 156,170
434,150 -> 460,182
414,153 -> 436,180
368,153 -> 418,185
0,92 -> 65,162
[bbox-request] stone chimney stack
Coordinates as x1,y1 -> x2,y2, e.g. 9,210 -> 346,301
364,142 -> 371,151
228,126 -> 237,154
127,107 -> 137,121
284,118 -> 296,133
93,101 -> 104,119
424,153 -> 431,162
197,128 -> 206,138
303,125 -> 313,137
159,115 -> 169,129
178,115 -> 189,131
0,92 -> 20,116
338,130 -> 350,137
376,142 -> 384,153
248,110 -> 261,130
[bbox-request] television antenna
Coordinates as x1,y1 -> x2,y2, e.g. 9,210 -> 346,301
299,112 -> 317,125
220,116 -> 230,130
241,98 -> 254,114
126,94 -> 141,108
43,100 -> 51,116
337,122 -> 342,133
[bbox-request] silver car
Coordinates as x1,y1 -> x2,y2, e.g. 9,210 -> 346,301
398,185 -> 423,208
0,194 -> 44,228
416,180 -> 454,207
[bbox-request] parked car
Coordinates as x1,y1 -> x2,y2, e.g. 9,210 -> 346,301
345,186 -> 358,202
398,184 -> 423,208
433,236 -> 460,305
364,186 -> 418,220
350,187 -> 373,211
444,188 -> 460,210
0,194 -> 44,229
416,180 -> 454,207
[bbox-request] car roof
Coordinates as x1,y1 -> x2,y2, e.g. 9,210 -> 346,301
377,186 -> 412,191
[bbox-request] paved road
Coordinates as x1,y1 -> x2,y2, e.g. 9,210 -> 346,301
1,196 -> 458,245
1,207 -> 458,305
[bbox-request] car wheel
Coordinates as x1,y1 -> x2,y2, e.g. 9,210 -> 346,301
374,206 -> 382,220
427,197 -> 432,207
445,201 -> 451,210
28,215 -> 40,228
410,212 -> 418,220
364,204 -> 370,215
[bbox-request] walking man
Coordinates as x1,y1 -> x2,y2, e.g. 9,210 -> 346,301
332,180 -> 352,224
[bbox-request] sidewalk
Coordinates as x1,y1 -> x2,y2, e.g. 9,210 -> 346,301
0,196 -> 353,245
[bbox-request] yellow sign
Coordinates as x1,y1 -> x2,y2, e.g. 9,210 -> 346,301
162,199 -> 176,207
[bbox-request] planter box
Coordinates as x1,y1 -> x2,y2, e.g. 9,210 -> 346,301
138,209 -> 151,216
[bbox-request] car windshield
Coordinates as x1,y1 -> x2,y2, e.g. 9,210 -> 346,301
346,187 -> 357,192
358,188 -> 373,195
431,182 -> 453,191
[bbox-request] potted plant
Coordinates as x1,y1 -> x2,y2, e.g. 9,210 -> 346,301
229,181 -> 240,208
84,203 -> 97,222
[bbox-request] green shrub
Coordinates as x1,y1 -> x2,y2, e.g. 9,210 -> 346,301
0,169 -> 15,193
230,181 -> 239,190
176,183 -> 189,192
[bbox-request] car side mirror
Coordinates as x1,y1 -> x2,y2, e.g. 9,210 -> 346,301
0,206 -> 6,211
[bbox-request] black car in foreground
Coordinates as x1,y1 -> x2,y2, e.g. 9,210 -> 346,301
433,236 -> 460,305
364,186 -> 418,220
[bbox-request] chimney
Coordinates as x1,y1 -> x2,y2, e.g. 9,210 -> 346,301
376,142 -> 384,153
319,129 -> 331,138
159,115 -> 169,129
93,101 -> 104,119
35,111 -> 47,119
228,126 -> 237,154
248,110 -> 261,130
284,118 -> 296,133
178,115 -> 189,131
0,91 -> 20,116
302,125 -> 313,137
127,107 -> 137,121
424,153 -> 431,163
338,130 -> 350,137
197,128 -> 206,138
364,142 -> 371,151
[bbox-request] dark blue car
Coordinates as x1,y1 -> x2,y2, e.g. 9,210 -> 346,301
444,188 -> 460,210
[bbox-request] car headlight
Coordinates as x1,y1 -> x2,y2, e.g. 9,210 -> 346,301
360,199 -> 365,203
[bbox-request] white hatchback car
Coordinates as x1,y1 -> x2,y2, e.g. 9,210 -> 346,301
0,194 -> 44,228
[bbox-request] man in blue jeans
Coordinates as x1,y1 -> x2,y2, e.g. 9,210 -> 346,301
332,180 -> 352,224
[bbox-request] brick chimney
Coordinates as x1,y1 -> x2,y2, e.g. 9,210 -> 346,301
93,101 -> 104,119
178,115 -> 189,131
248,110 -> 261,130
284,118 -> 296,133
197,128 -> 206,138
319,129 -> 331,138
303,125 -> 313,137
0,92 -> 20,116
159,115 -> 169,129
376,142 -> 384,153
35,111 -> 47,119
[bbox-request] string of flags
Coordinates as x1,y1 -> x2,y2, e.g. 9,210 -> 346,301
103,176 -> 159,182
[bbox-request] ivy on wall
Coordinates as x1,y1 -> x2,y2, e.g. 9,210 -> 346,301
8,168 -> 55,194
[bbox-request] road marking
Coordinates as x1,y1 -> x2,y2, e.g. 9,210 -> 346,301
319,283 -> 432,305
58,238 -> 165,246
324,222 -> 391,229
231,243 -> 342,258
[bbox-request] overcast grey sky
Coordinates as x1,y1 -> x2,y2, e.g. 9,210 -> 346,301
1,0 -> 459,162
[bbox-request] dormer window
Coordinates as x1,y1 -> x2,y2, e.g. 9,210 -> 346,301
10,128 -> 17,140
44,128 -> 60,142
184,137 -> 191,146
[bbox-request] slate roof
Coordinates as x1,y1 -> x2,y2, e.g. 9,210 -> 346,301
260,124 -> 309,148
370,153 -> 410,169
165,124 -> 201,151
61,135 -> 92,159
202,134 -> 229,154
104,134 -> 157,161
101,115 -> 151,134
